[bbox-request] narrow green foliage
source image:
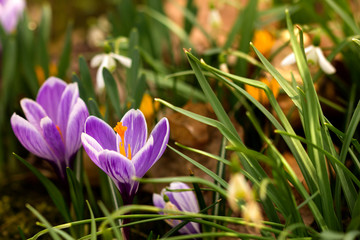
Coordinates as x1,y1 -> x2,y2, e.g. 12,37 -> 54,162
57,23 -> 73,79
13,153 -> 71,222
66,168 -> 85,220
103,68 -> 122,118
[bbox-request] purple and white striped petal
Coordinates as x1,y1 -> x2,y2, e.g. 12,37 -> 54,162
133,117 -> 169,177
84,116 -> 117,151
57,82 -> 79,141
11,113 -> 57,161
167,182 -> 199,214
40,116 -> 65,162
166,182 -> 201,235
36,77 -> 67,122
81,133 -> 103,167
20,98 -> 47,130
153,193 -> 166,209
65,98 -> 89,163
121,109 -> 148,156
132,137 -> 154,178
148,118 -> 170,162
97,150 -> 136,201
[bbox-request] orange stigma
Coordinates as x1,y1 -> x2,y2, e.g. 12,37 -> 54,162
56,125 -> 63,140
113,122 -> 132,160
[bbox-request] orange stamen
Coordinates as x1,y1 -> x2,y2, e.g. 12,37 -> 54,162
128,144 -> 132,160
113,122 -> 132,160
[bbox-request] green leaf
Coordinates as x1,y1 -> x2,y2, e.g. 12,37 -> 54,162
66,168 -> 85,220
86,201 -> 97,240
57,23 -> 73,79
103,68 -> 122,119
87,98 -> 103,119
168,145 -> 228,189
26,204 -> 64,240
79,56 -> 96,100
13,153 -> 71,222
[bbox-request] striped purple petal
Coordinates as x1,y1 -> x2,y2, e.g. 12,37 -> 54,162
121,109 -> 148,156
153,193 -> 166,209
56,82 -> 79,141
84,116 -> 117,151
11,113 -> 57,162
81,133 -> 103,167
65,98 -> 89,163
20,98 -> 47,130
36,77 -> 67,122
133,117 -> 169,178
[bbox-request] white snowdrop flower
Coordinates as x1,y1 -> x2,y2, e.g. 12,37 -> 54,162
281,45 -> 336,75
90,52 -> 132,91
208,8 -> 222,29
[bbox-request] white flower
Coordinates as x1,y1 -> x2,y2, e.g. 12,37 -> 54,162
208,8 -> 222,29
90,52 -> 132,91
228,173 -> 253,212
281,45 -> 336,75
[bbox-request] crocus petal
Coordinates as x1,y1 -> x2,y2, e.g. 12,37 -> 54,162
11,113 -> 57,161
132,137 -> 154,178
81,133 -> 103,167
110,53 -> 132,68
40,117 -> 65,163
57,82 -> 79,141
133,117 -> 169,178
148,118 -> 170,162
97,150 -> 136,193
0,0 -> 25,33
315,47 -> 336,75
84,116 -> 117,151
36,77 -> 67,122
167,182 -> 199,213
121,109 -> 148,156
20,98 -> 47,130
90,54 -> 105,67
166,182 -> 201,234
65,98 -> 89,163
153,193 -> 166,209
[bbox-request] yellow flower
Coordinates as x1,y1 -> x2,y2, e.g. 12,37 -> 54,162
252,30 -> 275,56
245,77 -> 280,105
139,93 -> 160,124
35,62 -> 58,86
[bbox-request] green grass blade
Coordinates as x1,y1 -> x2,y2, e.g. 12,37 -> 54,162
168,145 -> 228,189
57,23 -> 72,79
324,0 -> 360,35
13,153 -> 71,222
103,68 -> 122,119
86,201 -> 97,240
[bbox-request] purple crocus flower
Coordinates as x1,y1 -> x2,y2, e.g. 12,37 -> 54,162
11,77 -> 89,179
0,0 -> 26,33
153,182 -> 201,235
81,109 -> 170,204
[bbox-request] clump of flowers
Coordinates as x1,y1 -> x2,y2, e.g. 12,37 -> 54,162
0,0 -> 26,33
153,182 -> 201,235
11,77 -> 89,179
228,173 -> 264,229
81,109 -> 169,204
